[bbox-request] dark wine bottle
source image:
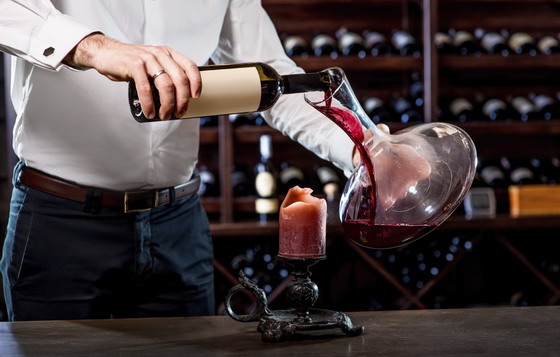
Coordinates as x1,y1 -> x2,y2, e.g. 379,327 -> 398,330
538,35 -> 560,55
476,29 -> 511,56
316,166 -> 341,224
200,116 -> 219,127
434,32 -> 455,54
129,62 -> 331,122
530,94 -> 560,120
311,33 -> 339,58
449,97 -> 476,122
363,30 -> 392,56
391,30 -> 422,57
511,96 -> 540,121
229,112 -> 262,126
452,30 -> 485,55
232,164 -> 251,197
393,96 -> 423,124
279,162 -> 306,194
255,135 -> 279,223
283,35 -> 311,57
409,73 -> 424,108
197,165 -> 219,197
502,157 -> 538,185
482,98 -> 510,121
336,28 -> 367,58
363,96 -> 394,124
479,158 -> 508,188
508,32 -> 539,56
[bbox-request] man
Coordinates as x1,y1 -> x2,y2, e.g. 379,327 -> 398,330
0,1 -> 357,321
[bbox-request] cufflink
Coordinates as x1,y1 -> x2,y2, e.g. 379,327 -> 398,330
43,47 -> 55,57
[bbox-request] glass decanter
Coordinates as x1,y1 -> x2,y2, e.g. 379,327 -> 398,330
305,68 -> 477,249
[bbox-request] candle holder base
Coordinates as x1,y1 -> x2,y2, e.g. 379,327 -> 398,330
225,256 -> 364,342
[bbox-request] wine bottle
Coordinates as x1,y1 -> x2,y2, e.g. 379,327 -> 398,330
530,93 -> 560,120
197,165 -> 219,197
283,35 -> 311,57
336,28 -> 367,58
232,164 -> 251,197
311,33 -> 339,58
537,35 -> 560,55
316,165 -> 341,224
363,30 -> 392,56
452,30 -> 485,55
229,112 -> 262,126
476,29 -> 511,56
409,73 -> 424,108
479,158 -> 508,188
482,98 -> 510,121
511,96 -> 540,121
255,135 -> 279,223
449,97 -> 476,122
279,162 -> 306,194
393,96 -> 422,124
363,96 -> 394,124
391,30 -> 422,57
200,116 -> 219,127
508,32 -> 539,56
434,32 -> 455,54
502,157 -> 538,185
129,62 -> 331,122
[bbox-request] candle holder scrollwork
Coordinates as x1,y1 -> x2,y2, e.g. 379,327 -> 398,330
225,256 -> 364,342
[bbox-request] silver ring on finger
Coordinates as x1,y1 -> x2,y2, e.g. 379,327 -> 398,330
152,69 -> 166,80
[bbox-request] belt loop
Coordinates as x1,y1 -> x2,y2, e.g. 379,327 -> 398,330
83,188 -> 103,214
13,161 -> 25,188
166,186 -> 176,207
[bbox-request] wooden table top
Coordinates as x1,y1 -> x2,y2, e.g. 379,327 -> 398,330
1,306 -> 559,356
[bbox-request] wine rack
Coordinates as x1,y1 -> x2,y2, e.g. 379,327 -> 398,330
201,0 -> 560,312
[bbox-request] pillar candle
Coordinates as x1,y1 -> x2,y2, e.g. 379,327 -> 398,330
279,186 -> 327,258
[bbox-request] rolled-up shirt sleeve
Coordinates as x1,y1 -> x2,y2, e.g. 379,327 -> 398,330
0,0 -> 100,71
211,0 -> 356,175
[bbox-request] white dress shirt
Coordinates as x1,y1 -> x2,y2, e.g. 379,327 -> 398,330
0,0 -> 355,190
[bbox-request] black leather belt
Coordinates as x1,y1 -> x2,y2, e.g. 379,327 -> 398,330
19,166 -> 200,213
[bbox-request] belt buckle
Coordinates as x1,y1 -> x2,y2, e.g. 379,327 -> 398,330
124,190 -> 159,213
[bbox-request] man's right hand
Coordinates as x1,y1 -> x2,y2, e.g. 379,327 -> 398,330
63,33 -> 200,120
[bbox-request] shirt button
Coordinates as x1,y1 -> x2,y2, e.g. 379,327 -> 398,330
43,47 -> 55,57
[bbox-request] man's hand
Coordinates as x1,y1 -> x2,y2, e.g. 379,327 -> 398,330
63,33 -> 200,120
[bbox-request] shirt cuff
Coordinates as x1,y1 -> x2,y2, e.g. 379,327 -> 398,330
29,13 -> 101,71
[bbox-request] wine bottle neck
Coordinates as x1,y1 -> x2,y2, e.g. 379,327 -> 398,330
281,72 -> 331,94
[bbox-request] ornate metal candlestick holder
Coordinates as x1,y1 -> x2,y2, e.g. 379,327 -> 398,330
225,255 -> 364,342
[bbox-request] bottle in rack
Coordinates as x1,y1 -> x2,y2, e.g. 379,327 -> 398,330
507,31 -> 539,56
510,96 -> 540,121
279,162 -> 306,194
232,164 -> 251,197
283,35 -> 311,57
434,32 -> 455,54
448,97 -> 477,122
530,93 -> 560,120
500,157 -> 539,185
254,134 -> 279,223
311,33 -> 339,58
451,29 -> 485,55
475,28 -> 511,56
197,165 -> 219,197
481,98 -> 510,121
363,96 -> 394,124
391,30 -> 422,57
129,62 -> 331,122
537,35 -> 560,55
363,30 -> 393,56
316,165 -> 341,224
478,158 -> 508,188
393,96 -> 422,124
336,27 -> 367,58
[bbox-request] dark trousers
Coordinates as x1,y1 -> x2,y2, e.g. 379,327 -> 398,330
0,164 -> 215,321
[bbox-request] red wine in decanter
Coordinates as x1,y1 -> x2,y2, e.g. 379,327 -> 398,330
310,92 -> 437,249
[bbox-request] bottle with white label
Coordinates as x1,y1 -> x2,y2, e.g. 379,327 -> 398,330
129,62 -> 331,122
311,33 -> 339,58
449,97 -> 476,122
508,32 -> 539,56
254,135 -> 279,223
